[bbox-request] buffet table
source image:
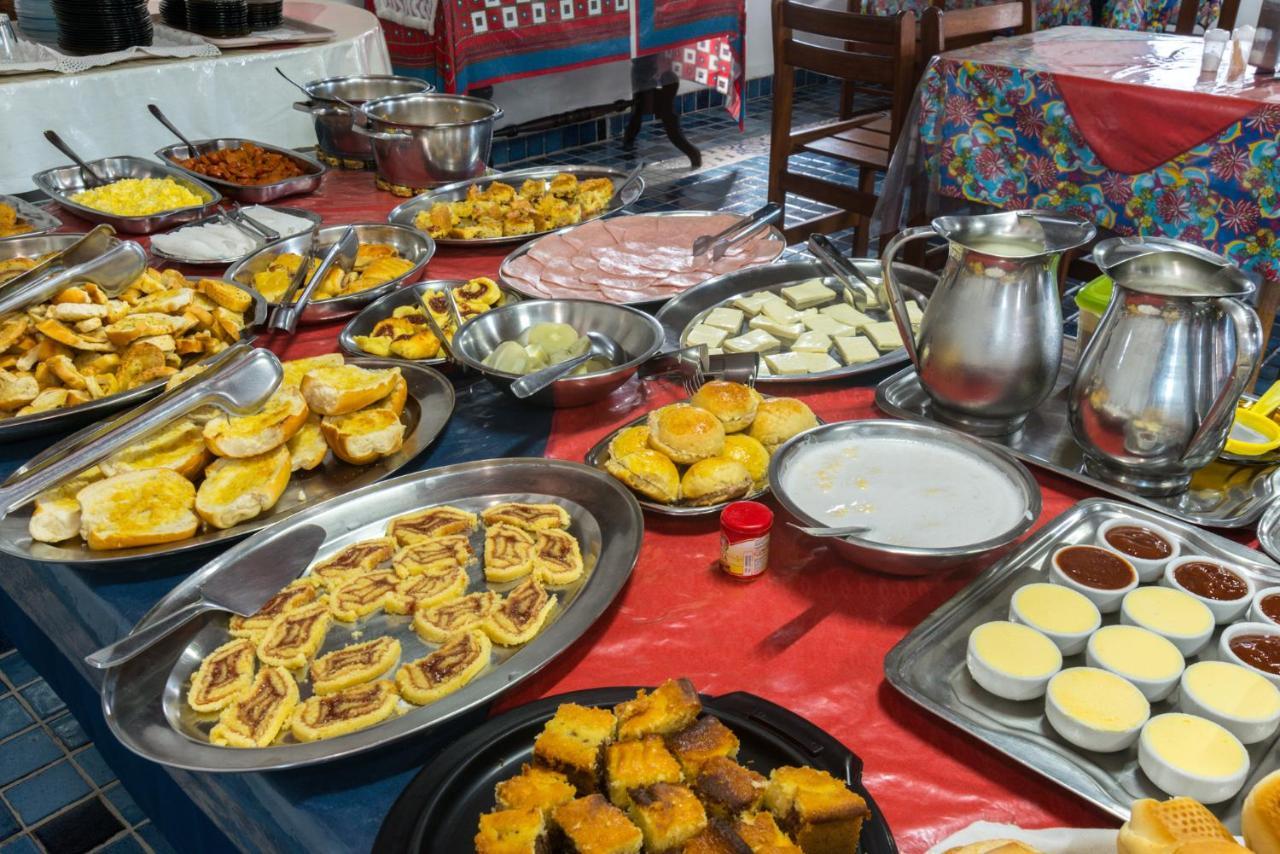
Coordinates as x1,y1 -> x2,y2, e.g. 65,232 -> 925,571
0,168 -> 1236,852
0,2 -> 390,195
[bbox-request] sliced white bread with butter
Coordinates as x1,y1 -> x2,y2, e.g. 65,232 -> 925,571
287,414 -> 328,472
195,445 -> 292,529
76,469 -> 199,550
281,353 -> 345,390
321,406 -> 405,465
101,418 -> 211,480
28,467 -> 103,544
301,365 -> 401,416
202,386 -> 309,458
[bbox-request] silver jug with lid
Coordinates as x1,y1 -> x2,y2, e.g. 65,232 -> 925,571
1068,237 -> 1262,496
882,210 -> 1096,435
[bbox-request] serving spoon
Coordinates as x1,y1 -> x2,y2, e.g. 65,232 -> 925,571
510,331 -> 626,399
43,130 -> 108,188
275,66 -> 362,114
787,522 -> 872,539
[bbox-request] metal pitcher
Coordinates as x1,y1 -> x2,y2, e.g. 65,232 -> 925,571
882,210 -> 1096,435
1068,237 -> 1262,496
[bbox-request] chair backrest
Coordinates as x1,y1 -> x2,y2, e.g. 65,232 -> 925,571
772,0 -> 917,141
1176,0 -> 1240,33
920,0 -> 1033,58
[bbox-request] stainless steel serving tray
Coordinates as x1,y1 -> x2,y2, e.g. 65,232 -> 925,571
224,223 -> 435,325
386,164 -> 644,247
32,156 -> 221,235
876,337 -> 1280,528
0,231 -> 120,284
885,498 -> 1280,831
337,279 -> 520,367
155,139 -> 327,204
0,276 -> 266,442
0,358 -> 453,565
1255,500 -> 1280,563
0,195 -> 62,237
654,259 -> 934,385
498,211 -> 787,308
147,206 -> 323,267
101,458 -> 643,772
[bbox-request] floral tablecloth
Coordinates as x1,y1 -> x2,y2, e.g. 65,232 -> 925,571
865,0 -> 1091,28
874,27 -> 1280,283
1103,0 -> 1221,32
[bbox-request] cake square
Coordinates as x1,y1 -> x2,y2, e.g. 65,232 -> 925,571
532,703 -> 617,793
666,716 -> 740,778
614,678 -> 702,740
694,756 -> 766,818
552,794 -> 643,854
604,735 -> 684,809
495,764 -> 578,815
628,783 -> 709,851
764,766 -> 869,854
474,807 -> 548,854
681,818 -> 753,854
736,811 -> 801,853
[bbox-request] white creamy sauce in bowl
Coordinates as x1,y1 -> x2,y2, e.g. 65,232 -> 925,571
780,435 -> 1027,548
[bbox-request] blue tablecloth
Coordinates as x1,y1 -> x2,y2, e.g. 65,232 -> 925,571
0,374 -> 552,853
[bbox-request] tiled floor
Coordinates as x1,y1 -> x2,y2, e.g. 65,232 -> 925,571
0,626 -> 169,854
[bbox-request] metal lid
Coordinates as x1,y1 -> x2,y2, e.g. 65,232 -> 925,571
1094,236 -> 1254,299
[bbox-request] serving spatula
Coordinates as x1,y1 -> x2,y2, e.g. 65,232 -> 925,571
84,523 -> 328,670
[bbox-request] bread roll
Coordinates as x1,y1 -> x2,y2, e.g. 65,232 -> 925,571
281,353 -> 344,389
747,397 -> 817,451
287,414 -> 328,472
76,470 -> 198,550
647,403 -> 725,465
680,457 -> 752,506
321,406 -> 405,464
382,372 -> 409,418
604,448 -> 680,504
1118,797 -> 1236,854
196,446 -> 292,529
721,434 -> 770,485
101,418 -> 210,480
608,425 -> 650,459
203,386 -> 309,458
29,497 -> 82,544
301,365 -> 401,416
690,380 -> 762,433
1245,769 -> 1280,854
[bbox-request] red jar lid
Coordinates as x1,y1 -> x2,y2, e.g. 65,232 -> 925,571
721,501 -> 773,536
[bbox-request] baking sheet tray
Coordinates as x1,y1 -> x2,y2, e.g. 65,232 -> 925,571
875,337 -> 1280,528
100,458 -> 643,771
885,497 -> 1280,831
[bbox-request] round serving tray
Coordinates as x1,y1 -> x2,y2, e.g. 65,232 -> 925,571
147,206 -> 323,267
373,685 -> 898,854
387,164 -> 644,248
0,358 -> 453,565
100,458 -> 643,772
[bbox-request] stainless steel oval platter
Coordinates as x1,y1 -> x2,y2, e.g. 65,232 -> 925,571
154,139 -> 327,204
147,206 -> 323,267
32,156 -> 222,234
100,458 -> 643,772
0,359 -> 454,565
0,194 -> 62,237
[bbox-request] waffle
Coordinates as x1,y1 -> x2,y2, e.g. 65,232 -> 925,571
495,764 -> 578,815
484,578 -> 556,646
532,703 -> 617,794
628,783 -> 709,851
384,566 -> 468,615
392,536 -> 472,579
310,636 -> 401,694
483,523 -> 537,583
615,678 -> 701,740
329,570 -> 399,622
310,538 -> 396,589
413,591 -> 501,643
764,766 -> 869,854
290,679 -> 401,742
228,578 -> 323,640
209,666 -> 299,748
532,528 -> 585,587
553,795 -> 643,854
474,807 -> 548,854
694,757 -> 766,819
387,504 -> 478,546
256,601 -> 331,670
667,717 -> 741,779
187,638 -> 256,713
396,629 -> 491,705
481,501 -> 570,532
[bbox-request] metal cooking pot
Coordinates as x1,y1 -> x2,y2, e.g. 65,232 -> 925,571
292,75 -> 434,164
353,93 -> 503,191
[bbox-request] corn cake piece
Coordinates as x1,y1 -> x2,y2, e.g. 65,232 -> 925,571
789,331 -> 831,354
747,316 -> 804,342
685,324 -> 729,350
682,818 -> 753,854
495,764 -> 578,815
666,717 -> 740,778
819,303 -> 874,331
833,336 -> 879,366
614,678 -> 701,740
474,807 -> 548,854
780,279 -> 835,310
704,307 -> 745,332
764,766 -> 869,854
552,795 -> 642,854
627,783 -> 707,851
863,321 -> 904,352
694,757 -> 766,818
735,812 -> 801,853
604,735 -> 684,809
533,703 -> 617,793
723,329 -> 781,355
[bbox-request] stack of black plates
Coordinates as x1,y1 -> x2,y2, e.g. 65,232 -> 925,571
159,0 -> 187,29
185,0 -> 249,38
53,0 -> 152,55
247,0 -> 282,30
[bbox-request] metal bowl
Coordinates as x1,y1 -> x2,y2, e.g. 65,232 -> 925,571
147,206 -> 323,267
0,195 -> 62,237
31,156 -> 221,235
451,299 -> 665,408
293,74 -> 436,163
154,139 -> 326,204
223,222 -> 435,325
768,420 -> 1041,576
354,93 -> 503,190
338,279 -> 521,366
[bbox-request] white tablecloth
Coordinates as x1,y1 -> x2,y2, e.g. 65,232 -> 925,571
0,1 -> 391,194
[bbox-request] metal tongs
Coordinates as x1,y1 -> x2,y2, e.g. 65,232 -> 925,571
639,345 -> 759,396
692,202 -> 782,260
0,233 -> 148,317
0,343 -> 282,519
0,224 -> 117,294
268,225 -> 358,334
418,284 -> 468,363
807,233 -> 884,310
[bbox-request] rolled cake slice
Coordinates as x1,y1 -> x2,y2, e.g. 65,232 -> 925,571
395,629 -> 491,705
481,502 -> 570,532
228,578 -> 323,639
309,538 -> 396,589
392,536 -> 472,579
187,638 -> 256,714
413,591 -> 501,643
483,523 -> 537,583
384,566 -> 468,615
532,528 -> 585,587
257,601 -> 331,670
290,679 -> 400,742
310,636 -> 401,694
387,504 -> 478,546
329,570 -> 399,622
209,666 -> 299,748
484,578 -> 556,646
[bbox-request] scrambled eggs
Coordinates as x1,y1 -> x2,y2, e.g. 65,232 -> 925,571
414,173 -> 616,240
70,178 -> 208,217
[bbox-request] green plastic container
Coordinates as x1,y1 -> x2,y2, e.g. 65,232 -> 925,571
1075,274 -> 1113,350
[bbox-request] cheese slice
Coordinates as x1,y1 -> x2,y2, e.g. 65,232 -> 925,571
821,303 -> 874,331
802,315 -> 856,337
760,299 -> 801,324
684,324 -> 728,349
905,302 -> 925,328
748,316 -> 804,341
764,351 -> 839,375
834,335 -> 879,365
704,307 -> 745,332
790,331 -> 831,353
864,321 -> 905,351
723,329 -> 781,354
781,279 -> 836,310
731,292 -> 774,317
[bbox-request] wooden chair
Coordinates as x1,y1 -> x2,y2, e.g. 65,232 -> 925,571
767,1 -> 917,250
1175,0 -> 1240,34
920,0 -> 1034,59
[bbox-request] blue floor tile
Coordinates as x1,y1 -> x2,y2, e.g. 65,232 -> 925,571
0,802 -> 17,842
103,785 -> 144,828
70,747 -> 115,788
94,834 -> 144,854
46,713 -> 88,751
0,655 -> 36,690
0,697 -> 31,741
5,761 -> 91,825
0,836 -> 39,854
0,728 -> 61,787
18,681 -> 64,719
32,796 -> 122,854
136,822 -> 177,854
